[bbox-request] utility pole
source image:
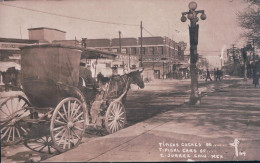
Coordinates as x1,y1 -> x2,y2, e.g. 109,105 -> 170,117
252,39 -> 255,64
19,26 -> 22,39
242,47 -> 248,81
140,21 -> 143,67
129,51 -> 131,71
119,31 -> 122,53
232,44 -> 236,63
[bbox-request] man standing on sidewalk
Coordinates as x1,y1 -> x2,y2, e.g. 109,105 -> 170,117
205,69 -> 212,82
213,68 -> 217,81
216,68 -> 222,81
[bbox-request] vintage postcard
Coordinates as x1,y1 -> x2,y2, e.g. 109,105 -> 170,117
0,0 -> 259,162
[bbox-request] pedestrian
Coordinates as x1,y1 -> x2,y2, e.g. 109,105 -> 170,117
253,68 -> 259,88
216,68 -> 221,81
213,68 -> 216,81
205,69 -> 212,82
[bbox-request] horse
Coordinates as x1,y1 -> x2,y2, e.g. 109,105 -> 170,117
97,69 -> 145,104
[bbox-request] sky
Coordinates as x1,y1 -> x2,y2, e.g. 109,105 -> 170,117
0,0 -> 250,67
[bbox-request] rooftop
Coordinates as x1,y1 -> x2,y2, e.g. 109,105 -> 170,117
28,27 -> 66,33
0,38 -> 40,44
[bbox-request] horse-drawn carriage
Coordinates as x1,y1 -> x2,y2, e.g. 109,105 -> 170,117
0,44 -> 144,153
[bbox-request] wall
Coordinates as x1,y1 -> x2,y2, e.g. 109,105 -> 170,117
86,39 -> 110,47
28,28 -> 66,43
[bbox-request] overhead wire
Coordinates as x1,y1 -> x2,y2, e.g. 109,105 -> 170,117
143,27 -> 155,37
0,2 -> 139,27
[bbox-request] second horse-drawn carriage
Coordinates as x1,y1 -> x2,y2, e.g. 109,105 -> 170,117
0,44 -> 144,153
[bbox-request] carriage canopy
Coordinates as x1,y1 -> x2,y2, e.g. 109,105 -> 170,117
20,44 -> 82,86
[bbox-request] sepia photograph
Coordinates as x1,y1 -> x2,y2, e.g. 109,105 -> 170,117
0,0 -> 260,162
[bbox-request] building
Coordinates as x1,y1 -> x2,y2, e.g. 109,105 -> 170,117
0,38 -> 46,90
84,36 -> 187,80
28,27 -> 66,43
53,39 -> 139,77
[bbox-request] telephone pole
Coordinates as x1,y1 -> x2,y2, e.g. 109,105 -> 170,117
140,21 -> 143,67
119,31 -> 122,53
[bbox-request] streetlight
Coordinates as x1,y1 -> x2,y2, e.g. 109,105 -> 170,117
180,1 -> 206,105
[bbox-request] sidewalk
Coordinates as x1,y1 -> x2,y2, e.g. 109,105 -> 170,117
46,79 -> 260,162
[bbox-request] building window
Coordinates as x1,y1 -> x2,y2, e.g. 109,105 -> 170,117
112,48 -> 118,53
148,47 -> 155,55
158,47 -> 163,55
122,48 -> 127,54
131,47 -> 137,55
141,47 -> 145,55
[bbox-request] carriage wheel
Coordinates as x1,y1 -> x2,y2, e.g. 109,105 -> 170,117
105,101 -> 126,134
50,97 -> 86,153
1,96 -> 30,146
24,136 -> 56,154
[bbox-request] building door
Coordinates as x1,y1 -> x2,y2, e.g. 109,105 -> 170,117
154,70 -> 160,79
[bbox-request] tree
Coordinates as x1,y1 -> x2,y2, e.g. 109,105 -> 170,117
237,0 -> 260,46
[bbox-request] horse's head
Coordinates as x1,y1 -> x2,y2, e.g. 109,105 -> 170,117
97,72 -> 104,82
128,68 -> 145,89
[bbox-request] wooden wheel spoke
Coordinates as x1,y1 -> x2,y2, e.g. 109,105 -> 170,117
62,104 -> 68,119
4,104 -> 11,115
116,121 -> 119,131
118,121 -> 123,128
32,144 -> 45,150
108,117 -> 114,121
68,101 -> 71,119
58,131 -> 66,146
1,127 -> 10,139
112,121 -> 117,133
1,127 -> 7,132
14,98 -> 20,113
12,127 -> 15,141
110,108 -> 115,116
55,128 -> 66,139
73,112 -> 83,122
20,126 -> 27,133
55,119 -> 66,125
70,101 -> 77,118
1,109 -> 9,116
116,103 -> 121,111
73,120 -> 84,124
39,144 -> 47,152
53,126 -> 65,132
71,131 -> 76,145
68,129 -> 71,149
63,136 -> 67,149
119,119 -> 125,123
19,100 -> 26,108
118,111 -> 124,117
74,126 -> 83,131
57,111 -> 67,122
7,127 -> 12,142
72,105 -> 81,119
71,129 -> 80,139
10,99 -> 14,114
16,100 -> 24,112
108,120 -> 114,127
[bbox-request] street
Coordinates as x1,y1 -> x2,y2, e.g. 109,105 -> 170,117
45,78 -> 260,162
1,78 -> 248,162
1,0 -> 260,162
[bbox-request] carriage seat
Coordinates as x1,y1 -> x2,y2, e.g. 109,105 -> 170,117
78,77 -> 97,90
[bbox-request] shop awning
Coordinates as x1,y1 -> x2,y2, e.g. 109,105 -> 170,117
0,62 -> 20,72
179,64 -> 190,69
